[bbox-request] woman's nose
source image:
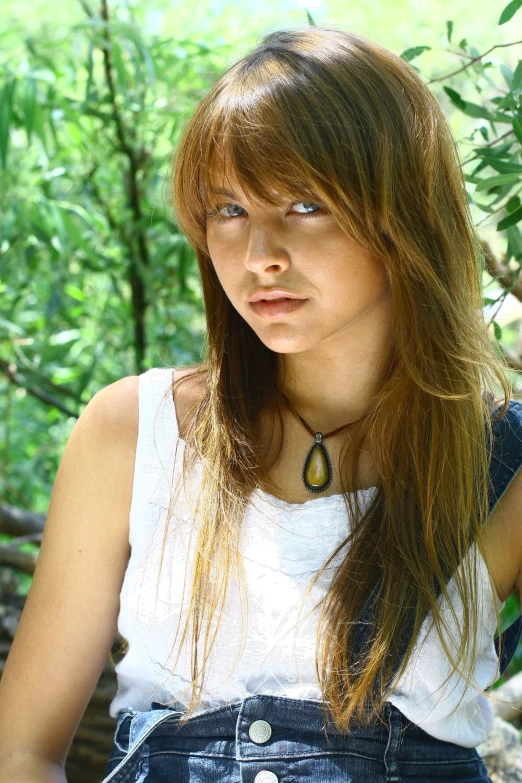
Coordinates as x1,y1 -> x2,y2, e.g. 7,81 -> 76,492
242,226 -> 291,274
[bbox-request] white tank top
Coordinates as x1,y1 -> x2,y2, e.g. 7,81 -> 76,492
110,367 -> 504,748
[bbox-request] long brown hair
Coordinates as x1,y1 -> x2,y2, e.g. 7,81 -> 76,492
124,24 -> 515,733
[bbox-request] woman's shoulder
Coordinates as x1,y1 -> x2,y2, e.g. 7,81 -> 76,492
87,375 -> 140,441
171,363 -> 207,439
172,363 -> 207,384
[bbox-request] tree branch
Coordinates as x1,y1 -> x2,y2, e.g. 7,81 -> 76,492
0,503 -> 45,537
480,239 -> 522,303
501,343 -> 522,374
0,545 -> 37,575
0,360 -> 80,418
427,40 -> 522,85
98,0 -> 150,372
461,130 -> 514,165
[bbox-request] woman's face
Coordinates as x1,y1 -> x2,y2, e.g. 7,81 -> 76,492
205,173 -> 389,355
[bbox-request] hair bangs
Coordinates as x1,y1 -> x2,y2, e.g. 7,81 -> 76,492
172,50 -> 379,252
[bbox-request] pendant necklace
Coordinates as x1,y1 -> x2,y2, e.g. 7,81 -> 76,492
279,391 -> 365,493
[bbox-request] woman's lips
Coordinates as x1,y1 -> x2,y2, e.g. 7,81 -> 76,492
249,298 -> 308,318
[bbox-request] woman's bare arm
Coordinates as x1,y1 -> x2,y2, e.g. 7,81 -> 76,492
0,752 -> 68,783
0,375 -> 139,779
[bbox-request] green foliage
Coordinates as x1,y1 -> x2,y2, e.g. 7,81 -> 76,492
400,46 -> 432,63
499,0 -> 522,25
0,4 -> 232,508
305,8 -> 316,26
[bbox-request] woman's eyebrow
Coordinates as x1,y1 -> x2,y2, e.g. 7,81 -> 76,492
209,187 -> 318,206
210,187 -> 278,201
211,188 -> 239,199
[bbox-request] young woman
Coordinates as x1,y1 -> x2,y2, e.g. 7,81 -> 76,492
0,23 -> 522,783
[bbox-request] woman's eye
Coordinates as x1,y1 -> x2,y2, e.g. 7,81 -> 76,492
217,203 -> 245,220
206,201 -> 324,223
292,202 -> 322,217
205,203 -> 244,222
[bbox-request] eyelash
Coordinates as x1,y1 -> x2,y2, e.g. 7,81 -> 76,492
206,201 -> 324,224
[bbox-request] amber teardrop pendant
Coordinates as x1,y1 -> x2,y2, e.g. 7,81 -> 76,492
303,433 -> 333,492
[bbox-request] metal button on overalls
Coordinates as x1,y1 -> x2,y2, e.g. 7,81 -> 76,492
248,719 -> 272,743
254,771 -> 278,783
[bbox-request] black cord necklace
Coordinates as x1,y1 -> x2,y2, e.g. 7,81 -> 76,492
279,391 -> 365,493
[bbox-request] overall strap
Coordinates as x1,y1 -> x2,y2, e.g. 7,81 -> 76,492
488,400 -> 522,674
352,400 -> 522,699
487,400 -> 522,513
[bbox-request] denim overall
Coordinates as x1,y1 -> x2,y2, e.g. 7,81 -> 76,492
101,400 -> 522,783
